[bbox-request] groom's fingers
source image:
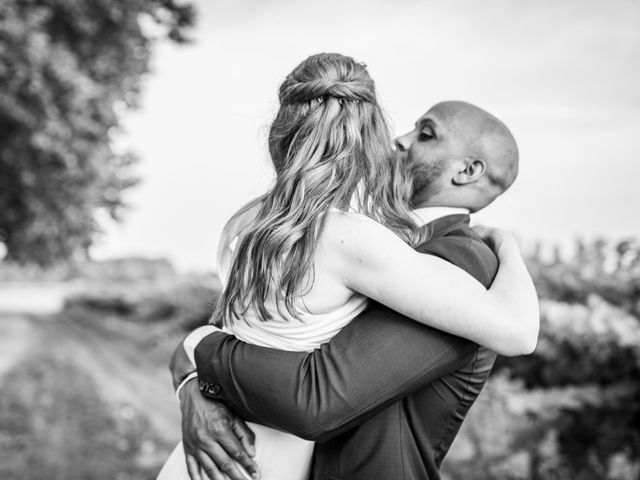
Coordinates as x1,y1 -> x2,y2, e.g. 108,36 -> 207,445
202,442 -> 251,480
201,466 -> 229,480
186,454 -> 203,480
217,432 -> 259,479
232,418 -> 256,458
196,450 -> 228,480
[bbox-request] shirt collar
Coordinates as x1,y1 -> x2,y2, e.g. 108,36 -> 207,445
411,206 -> 470,227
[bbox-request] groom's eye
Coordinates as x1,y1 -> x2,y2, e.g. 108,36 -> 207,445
418,130 -> 434,141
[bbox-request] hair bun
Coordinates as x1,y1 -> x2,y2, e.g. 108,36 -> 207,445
281,78 -> 375,105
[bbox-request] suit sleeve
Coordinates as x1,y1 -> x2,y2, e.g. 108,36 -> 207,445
195,233 -> 498,442
416,235 -> 498,289
195,304 -> 477,442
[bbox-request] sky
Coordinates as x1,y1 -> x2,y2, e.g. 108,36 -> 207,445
93,0 -> 640,272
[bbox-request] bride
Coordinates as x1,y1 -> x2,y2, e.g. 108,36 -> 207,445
158,52 -> 539,480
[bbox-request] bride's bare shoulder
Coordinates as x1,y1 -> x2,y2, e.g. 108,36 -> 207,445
325,209 -> 381,233
323,210 -> 405,256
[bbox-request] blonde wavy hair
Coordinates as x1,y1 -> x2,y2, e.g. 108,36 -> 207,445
216,53 -> 427,326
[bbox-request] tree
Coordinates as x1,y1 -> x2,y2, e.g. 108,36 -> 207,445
0,0 -> 195,264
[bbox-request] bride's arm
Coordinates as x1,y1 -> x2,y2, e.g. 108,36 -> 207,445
329,214 -> 539,356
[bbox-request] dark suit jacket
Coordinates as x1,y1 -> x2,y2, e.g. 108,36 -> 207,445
195,214 -> 498,480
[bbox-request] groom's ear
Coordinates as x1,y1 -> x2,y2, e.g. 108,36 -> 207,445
452,158 -> 486,185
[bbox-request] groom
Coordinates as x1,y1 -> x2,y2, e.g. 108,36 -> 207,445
172,101 -> 522,480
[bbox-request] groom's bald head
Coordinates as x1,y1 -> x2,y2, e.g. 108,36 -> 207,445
396,101 -> 518,212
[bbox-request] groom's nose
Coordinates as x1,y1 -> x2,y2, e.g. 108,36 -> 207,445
395,133 -> 412,152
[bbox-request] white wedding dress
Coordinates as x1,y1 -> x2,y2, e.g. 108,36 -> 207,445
157,231 -> 368,480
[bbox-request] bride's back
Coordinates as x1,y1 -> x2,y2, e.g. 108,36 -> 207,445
220,207 -> 372,311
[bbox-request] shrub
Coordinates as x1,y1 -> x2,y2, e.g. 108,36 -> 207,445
63,274 -> 222,332
444,238 -> 640,479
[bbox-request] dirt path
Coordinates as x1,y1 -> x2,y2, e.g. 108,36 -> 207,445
50,313 -> 182,445
0,283 -> 186,477
0,283 -> 72,379
0,281 -> 182,446
0,313 -> 35,379
0,282 -> 73,314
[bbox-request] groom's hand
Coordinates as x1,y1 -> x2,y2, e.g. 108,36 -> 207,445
180,379 -> 259,480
